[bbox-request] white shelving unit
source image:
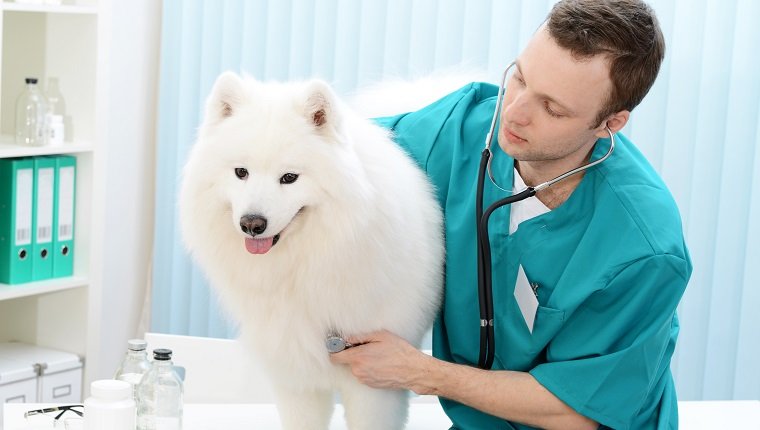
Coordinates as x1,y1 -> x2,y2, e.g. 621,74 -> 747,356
0,135 -> 94,157
1,2 -> 96,14
0,0 -> 103,402
0,275 -> 87,300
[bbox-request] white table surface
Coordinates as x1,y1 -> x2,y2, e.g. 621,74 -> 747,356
4,400 -> 760,429
3,403 -> 452,429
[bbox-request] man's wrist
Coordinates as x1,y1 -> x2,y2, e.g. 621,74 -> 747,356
409,353 -> 450,396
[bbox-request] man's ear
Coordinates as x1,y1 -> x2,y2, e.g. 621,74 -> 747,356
303,80 -> 341,134
204,71 -> 246,125
595,110 -> 630,138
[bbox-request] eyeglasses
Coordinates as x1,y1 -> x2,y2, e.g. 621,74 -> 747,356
24,405 -> 84,429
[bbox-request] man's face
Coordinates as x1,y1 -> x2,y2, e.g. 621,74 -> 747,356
498,26 -> 614,166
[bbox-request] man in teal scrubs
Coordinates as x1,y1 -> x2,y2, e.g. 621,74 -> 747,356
331,1 -> 691,429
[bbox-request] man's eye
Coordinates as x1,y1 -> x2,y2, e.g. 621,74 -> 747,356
280,173 -> 299,184
234,168 -> 248,179
544,102 -> 564,118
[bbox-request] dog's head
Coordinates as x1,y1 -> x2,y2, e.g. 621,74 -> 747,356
180,72 -> 369,257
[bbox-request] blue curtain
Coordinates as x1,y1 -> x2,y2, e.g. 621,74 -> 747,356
152,0 -> 760,401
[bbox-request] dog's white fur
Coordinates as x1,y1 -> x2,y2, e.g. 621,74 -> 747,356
179,72 -> 444,429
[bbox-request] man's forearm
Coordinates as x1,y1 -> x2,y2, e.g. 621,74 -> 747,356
412,356 -> 598,430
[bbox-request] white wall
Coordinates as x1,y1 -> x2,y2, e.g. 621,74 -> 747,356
90,0 -> 161,381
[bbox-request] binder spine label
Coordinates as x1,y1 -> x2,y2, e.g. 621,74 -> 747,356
58,166 -> 75,241
15,169 -> 33,246
36,167 -> 55,244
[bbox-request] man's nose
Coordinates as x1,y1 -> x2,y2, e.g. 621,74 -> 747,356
503,93 -> 531,127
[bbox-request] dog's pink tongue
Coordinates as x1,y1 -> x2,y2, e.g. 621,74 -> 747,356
245,237 -> 274,254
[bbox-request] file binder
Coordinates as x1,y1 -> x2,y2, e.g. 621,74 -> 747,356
31,157 -> 56,281
52,156 -> 76,278
0,158 -> 35,284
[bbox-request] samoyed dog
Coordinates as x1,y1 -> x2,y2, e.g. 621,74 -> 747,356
178,72 -> 444,430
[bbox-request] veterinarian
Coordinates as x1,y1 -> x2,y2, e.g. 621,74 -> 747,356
331,1 -> 692,429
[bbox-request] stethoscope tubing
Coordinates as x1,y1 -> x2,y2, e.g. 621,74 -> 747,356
476,147 -> 536,368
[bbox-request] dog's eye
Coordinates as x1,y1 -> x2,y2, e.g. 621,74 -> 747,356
280,173 -> 299,184
234,168 -> 248,180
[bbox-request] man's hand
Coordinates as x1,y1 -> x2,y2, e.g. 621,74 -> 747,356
329,330 -> 434,394
330,330 -> 597,429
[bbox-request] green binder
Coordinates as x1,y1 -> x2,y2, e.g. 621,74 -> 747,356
52,155 -> 76,278
0,158 -> 35,284
32,157 -> 56,281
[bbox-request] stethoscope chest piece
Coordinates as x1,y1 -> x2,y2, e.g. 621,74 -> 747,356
326,335 -> 353,353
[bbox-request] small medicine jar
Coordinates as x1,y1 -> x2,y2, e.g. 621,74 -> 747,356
84,379 -> 136,430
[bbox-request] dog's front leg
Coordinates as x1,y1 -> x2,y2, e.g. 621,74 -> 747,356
341,382 -> 409,430
273,386 -> 334,430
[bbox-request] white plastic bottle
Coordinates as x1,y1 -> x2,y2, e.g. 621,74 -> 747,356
84,379 -> 136,430
47,115 -> 64,146
114,339 -> 151,402
45,77 -> 66,145
15,77 -> 48,146
137,349 -> 183,430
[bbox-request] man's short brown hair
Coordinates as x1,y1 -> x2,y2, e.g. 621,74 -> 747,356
547,0 -> 665,127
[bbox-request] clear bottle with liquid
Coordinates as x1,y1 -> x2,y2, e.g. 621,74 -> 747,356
137,349 -> 183,430
114,339 -> 151,403
15,77 -> 48,146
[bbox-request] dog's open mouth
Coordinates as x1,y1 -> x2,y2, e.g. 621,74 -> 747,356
244,234 -> 280,254
242,207 -> 304,255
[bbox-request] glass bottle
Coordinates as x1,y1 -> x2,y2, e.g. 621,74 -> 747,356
114,339 -> 151,402
137,349 -> 183,430
15,77 -> 48,146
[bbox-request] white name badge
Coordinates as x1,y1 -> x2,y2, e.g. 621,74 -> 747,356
514,265 -> 539,333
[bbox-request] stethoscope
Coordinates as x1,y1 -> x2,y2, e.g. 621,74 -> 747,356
475,62 -> 616,369
326,335 -> 354,353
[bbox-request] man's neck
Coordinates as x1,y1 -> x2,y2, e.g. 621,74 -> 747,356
515,150 -> 593,210
534,174 -> 584,209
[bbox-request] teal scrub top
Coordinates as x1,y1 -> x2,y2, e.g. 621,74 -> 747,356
375,83 -> 692,430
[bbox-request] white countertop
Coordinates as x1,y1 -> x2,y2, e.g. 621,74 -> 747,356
4,400 -> 760,429
3,403 -> 452,429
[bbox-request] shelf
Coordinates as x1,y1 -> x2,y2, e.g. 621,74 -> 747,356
1,2 -> 97,15
0,136 -> 94,158
0,0 -> 100,386
0,275 -> 87,301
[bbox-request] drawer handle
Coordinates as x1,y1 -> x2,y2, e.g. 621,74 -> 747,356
53,384 -> 72,398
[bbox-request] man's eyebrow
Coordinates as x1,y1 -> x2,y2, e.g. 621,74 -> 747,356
514,60 -> 576,115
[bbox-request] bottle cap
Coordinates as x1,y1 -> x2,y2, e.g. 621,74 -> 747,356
25,77 -> 38,85
127,339 -> 147,351
91,379 -> 131,401
153,348 -> 172,361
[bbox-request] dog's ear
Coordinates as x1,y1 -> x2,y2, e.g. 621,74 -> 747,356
205,71 -> 246,124
304,80 -> 341,133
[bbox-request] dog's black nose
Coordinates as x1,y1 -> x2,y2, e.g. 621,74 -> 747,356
240,215 -> 267,235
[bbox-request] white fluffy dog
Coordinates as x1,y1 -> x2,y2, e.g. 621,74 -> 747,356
178,72 -> 444,429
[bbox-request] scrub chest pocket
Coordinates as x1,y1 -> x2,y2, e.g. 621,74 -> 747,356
491,251 -> 567,371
